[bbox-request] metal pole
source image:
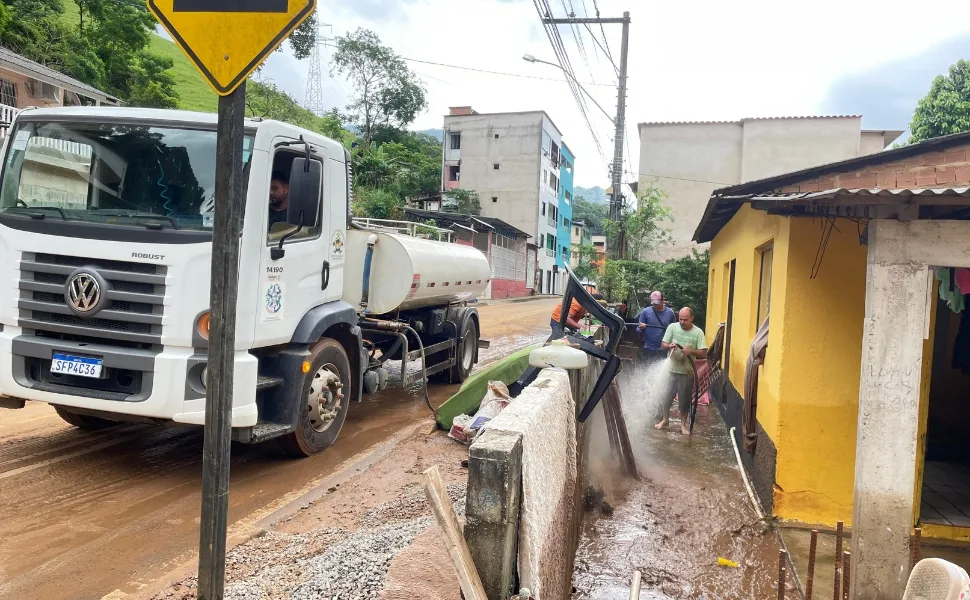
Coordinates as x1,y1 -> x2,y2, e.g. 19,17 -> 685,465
609,11 -> 630,260
197,81 -> 247,600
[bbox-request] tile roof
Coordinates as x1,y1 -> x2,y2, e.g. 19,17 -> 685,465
0,46 -> 117,102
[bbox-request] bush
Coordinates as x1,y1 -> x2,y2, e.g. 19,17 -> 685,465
353,187 -> 401,219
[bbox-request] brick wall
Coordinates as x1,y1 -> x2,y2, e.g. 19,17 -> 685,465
779,143 -> 970,193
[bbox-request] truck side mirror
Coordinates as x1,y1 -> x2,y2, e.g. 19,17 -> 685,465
287,157 -> 321,229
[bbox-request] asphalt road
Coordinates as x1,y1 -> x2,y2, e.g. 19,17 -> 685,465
0,298 -> 558,600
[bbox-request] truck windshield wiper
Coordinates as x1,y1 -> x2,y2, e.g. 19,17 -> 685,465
90,210 -> 181,230
7,205 -> 69,220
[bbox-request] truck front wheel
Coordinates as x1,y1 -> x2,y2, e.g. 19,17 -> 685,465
278,338 -> 352,457
53,406 -> 119,430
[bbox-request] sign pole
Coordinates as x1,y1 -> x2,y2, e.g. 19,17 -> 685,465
197,81 -> 247,600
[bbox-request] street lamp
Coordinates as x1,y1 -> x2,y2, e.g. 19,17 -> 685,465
521,54 -> 615,124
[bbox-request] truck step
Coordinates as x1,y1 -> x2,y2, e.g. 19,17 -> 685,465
256,375 -> 284,391
247,422 -> 292,443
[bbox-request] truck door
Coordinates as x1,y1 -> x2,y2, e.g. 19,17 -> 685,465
253,139 -> 341,347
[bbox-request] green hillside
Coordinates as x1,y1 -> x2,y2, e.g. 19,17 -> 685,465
148,35 -> 218,112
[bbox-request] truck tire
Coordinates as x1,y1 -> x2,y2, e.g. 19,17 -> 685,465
53,406 -> 119,430
278,338 -> 352,457
448,317 -> 478,384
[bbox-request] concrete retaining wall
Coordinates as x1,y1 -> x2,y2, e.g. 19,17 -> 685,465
465,360 -> 602,600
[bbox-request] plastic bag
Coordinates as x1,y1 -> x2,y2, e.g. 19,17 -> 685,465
448,381 -> 513,444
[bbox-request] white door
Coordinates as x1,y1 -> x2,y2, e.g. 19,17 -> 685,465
253,141 -> 340,347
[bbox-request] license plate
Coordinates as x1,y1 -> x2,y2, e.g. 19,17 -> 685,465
51,353 -> 104,378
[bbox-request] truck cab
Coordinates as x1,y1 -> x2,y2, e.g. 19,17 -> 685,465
0,106 -> 486,456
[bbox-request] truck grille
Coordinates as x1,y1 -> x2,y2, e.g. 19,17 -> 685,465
18,253 -> 166,349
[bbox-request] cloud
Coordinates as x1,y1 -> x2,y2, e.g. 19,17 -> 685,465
330,0 -> 422,23
819,33 -> 970,131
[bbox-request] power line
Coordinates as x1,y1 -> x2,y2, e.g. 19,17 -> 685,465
318,43 -> 614,87
623,170 -> 735,186
590,0 -> 617,67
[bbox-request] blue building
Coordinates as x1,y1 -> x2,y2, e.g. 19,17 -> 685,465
557,143 -> 575,274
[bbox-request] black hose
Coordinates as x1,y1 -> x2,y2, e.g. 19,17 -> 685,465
402,325 -> 435,415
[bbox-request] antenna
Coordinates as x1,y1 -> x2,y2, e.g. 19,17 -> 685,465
303,17 -> 332,116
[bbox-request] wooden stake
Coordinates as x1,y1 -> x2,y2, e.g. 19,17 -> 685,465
778,549 -> 787,600
842,551 -> 851,600
912,527 -> 922,569
806,529 -> 818,600
628,570 -> 642,600
423,466 -> 488,600
833,521 -> 844,600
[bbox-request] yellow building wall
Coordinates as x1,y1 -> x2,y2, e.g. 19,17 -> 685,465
706,205 -> 791,443
771,218 -> 868,525
709,211 -> 940,530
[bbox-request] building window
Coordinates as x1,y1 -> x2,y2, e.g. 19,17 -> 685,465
539,234 -> 544,247
564,190 -> 571,204
494,134 -> 499,139
541,202 -> 546,216
0,78 -> 17,107
549,173 -> 559,192
564,217 -> 569,229
546,235 -> 555,251
757,243 -> 773,327
493,163 -> 500,170
449,133 -> 461,150
492,196 -> 498,203
448,165 -> 460,181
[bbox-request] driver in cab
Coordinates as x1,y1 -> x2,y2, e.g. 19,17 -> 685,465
268,170 -> 289,228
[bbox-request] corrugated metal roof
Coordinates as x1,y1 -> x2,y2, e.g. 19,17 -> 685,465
0,47 -> 116,102
732,187 -> 970,202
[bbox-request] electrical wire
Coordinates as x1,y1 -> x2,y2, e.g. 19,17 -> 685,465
591,0 -> 617,67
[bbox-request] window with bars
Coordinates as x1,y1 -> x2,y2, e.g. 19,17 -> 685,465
0,79 -> 17,107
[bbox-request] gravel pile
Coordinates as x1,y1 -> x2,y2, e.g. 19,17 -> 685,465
360,482 -> 466,528
213,482 -> 468,600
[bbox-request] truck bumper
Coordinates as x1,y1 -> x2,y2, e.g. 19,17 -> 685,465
0,328 -> 259,428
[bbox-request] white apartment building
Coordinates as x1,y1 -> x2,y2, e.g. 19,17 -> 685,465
442,106 -> 565,295
638,116 -> 903,260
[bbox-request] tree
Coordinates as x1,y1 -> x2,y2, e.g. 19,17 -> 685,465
353,186 -> 400,219
603,184 -> 672,259
573,195 -> 608,234
443,188 -> 481,215
127,51 -> 178,108
572,245 -> 599,282
909,59 -> 970,144
597,249 -> 711,330
330,28 -> 427,147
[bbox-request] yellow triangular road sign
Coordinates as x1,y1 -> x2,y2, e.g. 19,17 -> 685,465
147,0 -> 316,96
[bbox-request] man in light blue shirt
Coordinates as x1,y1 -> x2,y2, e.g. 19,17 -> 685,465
637,291 -> 676,366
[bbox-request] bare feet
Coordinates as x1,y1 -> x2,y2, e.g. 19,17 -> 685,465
681,423 -> 691,435
654,420 -> 668,430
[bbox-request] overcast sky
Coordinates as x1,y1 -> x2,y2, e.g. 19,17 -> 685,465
254,0 -> 970,187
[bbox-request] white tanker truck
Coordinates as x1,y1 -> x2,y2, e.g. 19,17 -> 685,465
0,106 -> 492,456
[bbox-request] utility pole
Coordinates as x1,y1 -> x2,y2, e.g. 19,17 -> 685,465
542,11 -> 631,260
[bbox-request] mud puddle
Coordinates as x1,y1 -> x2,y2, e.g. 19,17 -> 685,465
572,360 -> 793,599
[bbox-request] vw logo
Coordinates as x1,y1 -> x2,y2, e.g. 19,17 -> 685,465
66,272 -> 102,314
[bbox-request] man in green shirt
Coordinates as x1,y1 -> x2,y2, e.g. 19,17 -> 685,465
657,307 -> 708,435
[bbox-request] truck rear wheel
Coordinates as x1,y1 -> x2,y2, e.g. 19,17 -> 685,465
278,338 -> 352,458
53,406 -> 119,430
448,318 -> 478,384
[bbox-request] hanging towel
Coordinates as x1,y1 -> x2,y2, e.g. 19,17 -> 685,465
937,267 -> 966,313
957,268 -> 970,295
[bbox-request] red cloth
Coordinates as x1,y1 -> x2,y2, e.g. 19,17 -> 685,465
957,268 -> 970,295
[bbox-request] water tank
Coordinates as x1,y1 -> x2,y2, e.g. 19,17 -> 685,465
342,230 -> 491,315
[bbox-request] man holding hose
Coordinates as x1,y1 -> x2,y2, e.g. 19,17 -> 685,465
657,307 -> 707,434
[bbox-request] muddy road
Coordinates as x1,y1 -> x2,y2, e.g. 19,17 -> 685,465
0,298 -> 557,600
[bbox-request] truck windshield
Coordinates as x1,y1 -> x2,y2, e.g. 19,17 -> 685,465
0,120 -> 253,232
